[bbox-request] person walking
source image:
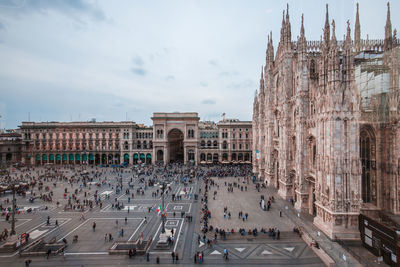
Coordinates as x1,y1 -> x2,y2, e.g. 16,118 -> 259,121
175,252 -> 179,263
92,222 -> 96,232
223,248 -> 228,260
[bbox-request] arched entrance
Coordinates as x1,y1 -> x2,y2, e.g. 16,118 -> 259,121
95,154 -> 100,165
168,129 -> 184,163
124,153 -> 129,163
89,154 -> 94,164
146,153 -> 152,164
156,150 -> 163,163
187,150 -> 195,162
133,153 -> 139,164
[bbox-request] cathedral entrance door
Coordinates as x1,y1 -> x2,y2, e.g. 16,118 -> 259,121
168,129 -> 184,163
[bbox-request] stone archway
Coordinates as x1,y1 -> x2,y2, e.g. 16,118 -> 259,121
168,129 -> 184,163
156,150 -> 164,162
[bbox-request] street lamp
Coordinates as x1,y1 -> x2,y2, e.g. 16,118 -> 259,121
10,184 -> 18,235
160,181 -> 166,234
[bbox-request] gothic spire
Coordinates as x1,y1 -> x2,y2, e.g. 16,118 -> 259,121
260,65 -> 265,95
285,3 -> 291,45
280,10 -> 286,43
346,20 -> 351,44
266,31 -> 274,67
354,3 -> 361,51
269,32 -> 274,62
298,14 -> 307,52
331,19 -> 337,46
300,14 -> 305,38
385,2 -> 392,51
286,3 -> 290,23
261,65 -> 264,80
323,4 -> 330,46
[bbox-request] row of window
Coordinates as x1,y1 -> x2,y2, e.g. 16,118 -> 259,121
28,132 -> 120,140
33,143 -> 120,151
200,132 -> 218,138
201,141 -> 250,150
123,141 -> 153,150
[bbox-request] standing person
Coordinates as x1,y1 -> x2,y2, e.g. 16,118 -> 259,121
224,248 -> 228,260
171,251 -> 175,263
46,249 -> 51,259
175,252 -> 179,263
92,222 -> 96,232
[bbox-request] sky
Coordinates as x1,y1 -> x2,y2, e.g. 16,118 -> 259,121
0,0 -> 399,129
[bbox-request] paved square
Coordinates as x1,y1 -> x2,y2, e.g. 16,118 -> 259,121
61,218 -> 144,253
207,176 -> 294,231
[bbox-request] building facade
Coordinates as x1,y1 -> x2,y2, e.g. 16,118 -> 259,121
0,131 -> 22,166
252,3 -> 400,239
18,113 -> 251,166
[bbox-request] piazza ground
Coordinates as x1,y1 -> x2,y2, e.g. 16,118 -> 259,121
0,165 -> 326,266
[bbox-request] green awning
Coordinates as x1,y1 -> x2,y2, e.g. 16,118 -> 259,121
124,154 -> 129,160
140,154 -> 145,159
133,154 -> 138,159
146,154 -> 151,159
42,154 -> 47,160
75,154 -> 80,160
62,154 -> 67,161
36,154 -> 40,160
82,154 -> 87,161
89,154 -> 94,160
69,154 -> 74,161
49,154 -> 54,161
56,154 -> 61,161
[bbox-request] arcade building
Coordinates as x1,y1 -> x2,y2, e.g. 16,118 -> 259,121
18,112 -> 252,166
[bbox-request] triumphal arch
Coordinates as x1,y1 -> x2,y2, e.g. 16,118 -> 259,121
151,112 -> 199,164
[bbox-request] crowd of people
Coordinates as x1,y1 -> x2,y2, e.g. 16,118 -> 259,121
0,162 -> 292,264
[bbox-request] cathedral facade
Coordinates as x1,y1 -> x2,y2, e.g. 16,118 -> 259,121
252,3 -> 400,239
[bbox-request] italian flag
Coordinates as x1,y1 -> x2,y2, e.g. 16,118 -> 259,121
156,205 -> 161,215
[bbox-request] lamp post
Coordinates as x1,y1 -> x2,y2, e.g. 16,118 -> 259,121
10,185 -> 17,235
160,181 -> 166,234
